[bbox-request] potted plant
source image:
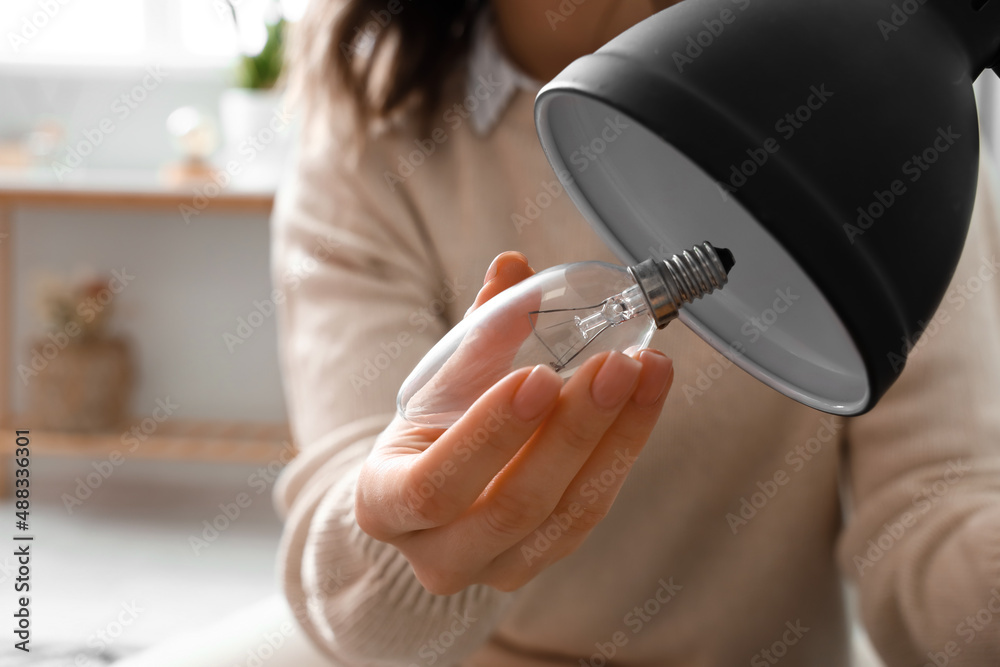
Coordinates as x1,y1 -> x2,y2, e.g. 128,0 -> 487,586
25,273 -> 133,432
218,0 -> 289,172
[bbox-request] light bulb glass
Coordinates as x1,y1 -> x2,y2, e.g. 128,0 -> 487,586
397,262 -> 656,428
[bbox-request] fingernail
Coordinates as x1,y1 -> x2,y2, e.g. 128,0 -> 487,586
484,255 -> 502,285
512,365 -> 562,421
590,352 -> 642,409
631,350 -> 673,407
484,251 -> 529,285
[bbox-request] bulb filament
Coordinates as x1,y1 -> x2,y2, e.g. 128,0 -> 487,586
528,285 -> 648,371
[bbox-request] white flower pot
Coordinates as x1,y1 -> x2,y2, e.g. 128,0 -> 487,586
218,87 -> 292,185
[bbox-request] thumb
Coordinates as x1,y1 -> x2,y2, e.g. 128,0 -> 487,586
467,251 -> 535,317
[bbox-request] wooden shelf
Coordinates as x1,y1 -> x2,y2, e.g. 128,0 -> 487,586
0,188 -> 273,212
0,418 -> 294,463
0,166 -> 275,212
0,173 -> 285,496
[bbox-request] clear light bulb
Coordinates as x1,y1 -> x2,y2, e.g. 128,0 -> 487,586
397,242 -> 735,428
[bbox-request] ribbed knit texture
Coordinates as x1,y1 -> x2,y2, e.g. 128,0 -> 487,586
269,63 -> 1000,665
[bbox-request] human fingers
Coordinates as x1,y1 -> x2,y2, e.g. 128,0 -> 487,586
357,363 -> 562,540
484,350 -> 674,588
468,251 -> 535,315
457,352 -> 643,558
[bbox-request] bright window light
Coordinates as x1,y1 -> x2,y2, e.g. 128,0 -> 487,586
2,0 -> 145,60
0,0 -> 294,67
180,0 -> 239,57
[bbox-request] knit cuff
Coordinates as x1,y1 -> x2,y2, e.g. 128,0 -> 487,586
298,448 -> 513,664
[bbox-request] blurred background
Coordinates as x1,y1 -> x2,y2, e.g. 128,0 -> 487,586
0,0 -> 304,664
0,1 -> 997,665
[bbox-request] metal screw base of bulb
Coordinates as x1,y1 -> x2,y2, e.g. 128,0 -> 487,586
628,242 -> 732,329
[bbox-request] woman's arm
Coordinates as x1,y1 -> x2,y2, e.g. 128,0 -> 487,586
838,151 -> 1000,665
270,121 -> 516,664
270,107 -> 674,663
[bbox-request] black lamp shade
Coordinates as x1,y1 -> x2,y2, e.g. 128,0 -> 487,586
535,0 -> 1000,415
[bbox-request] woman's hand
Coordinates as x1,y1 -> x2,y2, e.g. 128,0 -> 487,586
356,252 -> 674,595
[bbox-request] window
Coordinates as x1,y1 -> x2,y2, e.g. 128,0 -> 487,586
1,0 -> 306,67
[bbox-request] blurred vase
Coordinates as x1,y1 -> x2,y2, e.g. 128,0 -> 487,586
27,336 -> 133,432
218,88 -> 290,184
166,106 -> 220,162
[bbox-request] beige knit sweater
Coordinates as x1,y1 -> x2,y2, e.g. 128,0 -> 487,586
269,38 -> 1000,666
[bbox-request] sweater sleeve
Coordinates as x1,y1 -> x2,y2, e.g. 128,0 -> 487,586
836,151 -> 1000,666
270,118 -> 513,664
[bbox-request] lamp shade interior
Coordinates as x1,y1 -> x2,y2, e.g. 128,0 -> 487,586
536,92 -> 870,414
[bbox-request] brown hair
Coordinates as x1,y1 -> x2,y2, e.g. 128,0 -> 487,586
288,0 -> 485,134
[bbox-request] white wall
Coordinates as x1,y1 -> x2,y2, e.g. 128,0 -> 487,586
976,74 -> 999,159
3,65 -> 288,424
0,63 -> 232,170
9,206 -> 285,422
